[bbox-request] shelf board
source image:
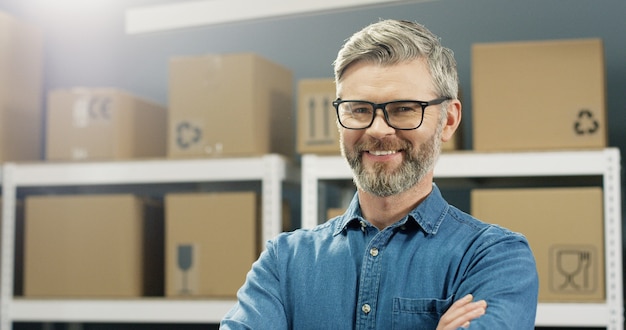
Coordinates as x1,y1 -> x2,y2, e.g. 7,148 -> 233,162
10,298 -> 236,323
435,149 -> 612,177
8,299 -> 611,326
5,155 -> 291,187
303,149 -> 615,180
535,302 -> 611,327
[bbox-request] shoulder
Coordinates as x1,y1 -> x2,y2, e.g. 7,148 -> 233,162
269,216 -> 343,248
445,205 -> 531,248
262,217 -> 350,268
442,207 -> 538,284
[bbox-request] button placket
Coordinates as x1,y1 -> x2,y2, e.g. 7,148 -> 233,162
355,228 -> 396,329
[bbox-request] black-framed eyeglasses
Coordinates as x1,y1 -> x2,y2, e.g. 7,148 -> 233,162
332,97 -> 451,130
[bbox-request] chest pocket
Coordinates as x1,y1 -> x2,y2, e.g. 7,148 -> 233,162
392,296 -> 454,330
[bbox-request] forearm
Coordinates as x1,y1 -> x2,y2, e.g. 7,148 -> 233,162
221,243 -> 288,329
451,238 -> 539,329
437,294 -> 487,330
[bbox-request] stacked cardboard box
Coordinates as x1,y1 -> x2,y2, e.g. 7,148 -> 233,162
471,187 -> 605,302
0,11 -> 44,162
168,53 -> 293,159
46,88 -> 167,161
472,38 -> 606,151
165,192 -> 259,298
23,194 -> 163,297
297,79 -> 340,155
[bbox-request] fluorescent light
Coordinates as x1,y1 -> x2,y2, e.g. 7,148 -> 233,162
125,0 -> 430,34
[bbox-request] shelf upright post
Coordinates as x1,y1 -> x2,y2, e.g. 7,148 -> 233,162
1,163 -> 16,330
261,155 -> 285,245
603,148 -> 623,330
302,154 -> 319,229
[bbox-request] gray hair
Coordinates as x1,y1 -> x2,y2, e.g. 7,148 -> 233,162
333,19 -> 458,100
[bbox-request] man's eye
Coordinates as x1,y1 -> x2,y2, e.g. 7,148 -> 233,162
352,107 -> 371,114
389,103 -> 420,114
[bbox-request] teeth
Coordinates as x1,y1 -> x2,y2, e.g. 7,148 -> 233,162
369,150 -> 397,156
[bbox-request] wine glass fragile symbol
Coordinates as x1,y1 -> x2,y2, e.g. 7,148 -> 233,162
556,250 -> 591,291
178,244 -> 193,295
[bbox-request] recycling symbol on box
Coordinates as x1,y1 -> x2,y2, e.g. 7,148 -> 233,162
573,109 -> 600,135
176,121 -> 202,149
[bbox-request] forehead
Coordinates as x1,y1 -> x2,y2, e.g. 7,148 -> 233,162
336,59 -> 435,100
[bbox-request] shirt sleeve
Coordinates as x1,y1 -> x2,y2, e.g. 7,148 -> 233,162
220,239 -> 288,329
457,229 -> 539,329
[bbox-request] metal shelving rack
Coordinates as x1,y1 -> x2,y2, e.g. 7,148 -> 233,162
0,154 -> 298,329
302,148 -> 623,329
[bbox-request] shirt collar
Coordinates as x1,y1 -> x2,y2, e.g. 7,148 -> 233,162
333,183 -> 449,236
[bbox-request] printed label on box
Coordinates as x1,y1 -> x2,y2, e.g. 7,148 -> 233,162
173,119 -> 204,150
573,108 -> 601,136
549,245 -> 597,295
72,95 -> 113,128
173,243 -> 199,296
305,93 -> 336,145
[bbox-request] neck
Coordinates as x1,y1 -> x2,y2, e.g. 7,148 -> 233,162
358,175 -> 434,230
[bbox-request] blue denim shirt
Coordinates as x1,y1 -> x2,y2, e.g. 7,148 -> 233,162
221,184 -> 539,329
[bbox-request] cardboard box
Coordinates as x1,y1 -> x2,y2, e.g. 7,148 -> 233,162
46,88 -> 167,161
296,79 -> 460,154
165,192 -> 258,298
0,11 -> 44,162
23,194 -> 163,297
471,187 -> 604,302
297,79 -> 340,155
168,53 -> 293,158
472,39 -> 606,151
327,207 -> 344,220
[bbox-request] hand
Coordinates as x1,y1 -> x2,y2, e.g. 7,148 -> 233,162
436,294 -> 487,330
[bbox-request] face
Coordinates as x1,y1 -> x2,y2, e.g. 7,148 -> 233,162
337,59 -> 445,197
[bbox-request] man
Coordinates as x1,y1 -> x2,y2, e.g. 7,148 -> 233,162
221,19 -> 538,329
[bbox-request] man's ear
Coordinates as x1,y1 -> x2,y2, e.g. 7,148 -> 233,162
441,99 -> 462,142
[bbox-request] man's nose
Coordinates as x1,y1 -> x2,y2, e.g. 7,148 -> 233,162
366,109 -> 395,137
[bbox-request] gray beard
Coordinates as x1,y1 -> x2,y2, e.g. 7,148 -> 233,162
341,125 -> 442,197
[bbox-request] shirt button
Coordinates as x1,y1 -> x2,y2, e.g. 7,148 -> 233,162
362,304 -> 371,314
369,247 -> 379,257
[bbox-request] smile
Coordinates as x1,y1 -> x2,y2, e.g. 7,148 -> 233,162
368,150 -> 398,156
